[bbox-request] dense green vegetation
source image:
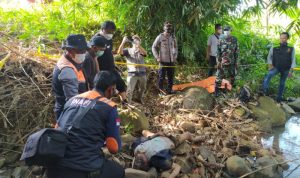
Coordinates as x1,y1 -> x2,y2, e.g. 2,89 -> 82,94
0,0 -> 299,97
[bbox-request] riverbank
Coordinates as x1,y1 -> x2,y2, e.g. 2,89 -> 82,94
0,38 -> 299,178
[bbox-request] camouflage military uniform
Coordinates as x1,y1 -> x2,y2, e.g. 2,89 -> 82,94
215,35 -> 239,89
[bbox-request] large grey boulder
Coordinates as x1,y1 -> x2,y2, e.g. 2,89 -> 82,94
249,97 -> 286,129
183,87 -> 214,110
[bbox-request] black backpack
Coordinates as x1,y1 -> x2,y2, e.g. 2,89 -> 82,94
20,96 -> 101,166
239,86 -> 252,103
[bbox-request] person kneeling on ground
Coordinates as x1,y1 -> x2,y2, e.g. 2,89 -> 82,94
118,35 -> 147,104
47,71 -> 124,178
132,130 -> 194,177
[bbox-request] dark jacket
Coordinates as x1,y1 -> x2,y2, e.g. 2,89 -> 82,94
83,51 -> 98,89
272,44 -> 294,72
57,90 -> 121,172
92,34 -> 115,71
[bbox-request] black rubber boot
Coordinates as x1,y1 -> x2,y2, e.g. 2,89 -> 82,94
214,87 -> 220,97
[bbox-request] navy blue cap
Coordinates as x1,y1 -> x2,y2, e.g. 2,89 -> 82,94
89,36 -> 106,47
62,34 -> 88,50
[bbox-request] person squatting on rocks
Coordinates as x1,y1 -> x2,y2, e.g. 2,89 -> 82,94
207,24 -> 222,77
132,130 -> 197,177
215,26 -> 239,97
52,34 -> 89,120
118,35 -> 147,104
262,32 -> 296,103
152,21 -> 178,95
92,20 -> 127,102
47,71 -> 124,178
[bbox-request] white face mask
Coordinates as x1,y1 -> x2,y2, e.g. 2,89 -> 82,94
224,31 -> 230,37
133,40 -> 141,46
96,50 -> 105,57
73,54 -> 86,64
103,33 -> 113,40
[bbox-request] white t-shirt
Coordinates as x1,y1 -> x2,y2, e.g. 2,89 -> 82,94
207,34 -> 220,57
134,137 -> 175,160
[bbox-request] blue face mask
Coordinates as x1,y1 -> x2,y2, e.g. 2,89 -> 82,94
96,50 -> 105,57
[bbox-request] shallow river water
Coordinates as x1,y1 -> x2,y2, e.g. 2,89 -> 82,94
261,115 -> 300,178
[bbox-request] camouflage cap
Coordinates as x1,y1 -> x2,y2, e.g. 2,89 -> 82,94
224,26 -> 232,31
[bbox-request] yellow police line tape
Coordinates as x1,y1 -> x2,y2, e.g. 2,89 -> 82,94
115,61 -> 300,71
34,52 -> 300,71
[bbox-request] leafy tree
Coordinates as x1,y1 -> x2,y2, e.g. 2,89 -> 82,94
109,0 -> 241,63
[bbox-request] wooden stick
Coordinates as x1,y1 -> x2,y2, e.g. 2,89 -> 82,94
19,61 -> 46,98
284,163 -> 300,178
0,109 -> 13,128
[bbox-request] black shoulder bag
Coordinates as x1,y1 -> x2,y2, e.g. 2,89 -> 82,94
20,96 -> 101,166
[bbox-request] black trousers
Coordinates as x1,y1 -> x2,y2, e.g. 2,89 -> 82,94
46,159 -> 124,178
208,56 -> 217,76
158,62 -> 175,93
111,69 -> 126,93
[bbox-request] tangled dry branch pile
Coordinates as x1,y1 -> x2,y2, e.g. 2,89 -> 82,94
0,33 -> 56,162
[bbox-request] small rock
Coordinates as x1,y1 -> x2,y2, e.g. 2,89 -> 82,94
31,166 -> 44,175
0,169 -> 12,178
180,122 -> 196,133
233,107 -> 246,118
206,139 -> 214,145
197,120 -> 209,128
257,149 -> 272,157
281,102 -> 296,115
240,126 -> 256,135
175,157 -> 193,174
255,156 -> 283,178
237,139 -> 259,155
121,134 -> 136,144
125,168 -> 151,178
160,171 -> 170,178
274,155 -> 289,170
0,158 -> 6,169
287,98 -> 300,112
174,142 -> 192,155
5,153 -> 20,164
147,167 -> 158,178
221,147 -> 234,157
189,174 -> 201,178
12,166 -> 29,178
199,146 -> 216,164
226,155 -> 252,177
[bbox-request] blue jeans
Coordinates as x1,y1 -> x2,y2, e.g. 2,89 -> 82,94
262,68 -> 289,101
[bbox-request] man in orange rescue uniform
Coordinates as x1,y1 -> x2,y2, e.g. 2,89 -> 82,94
47,71 -> 124,178
52,34 -> 89,120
